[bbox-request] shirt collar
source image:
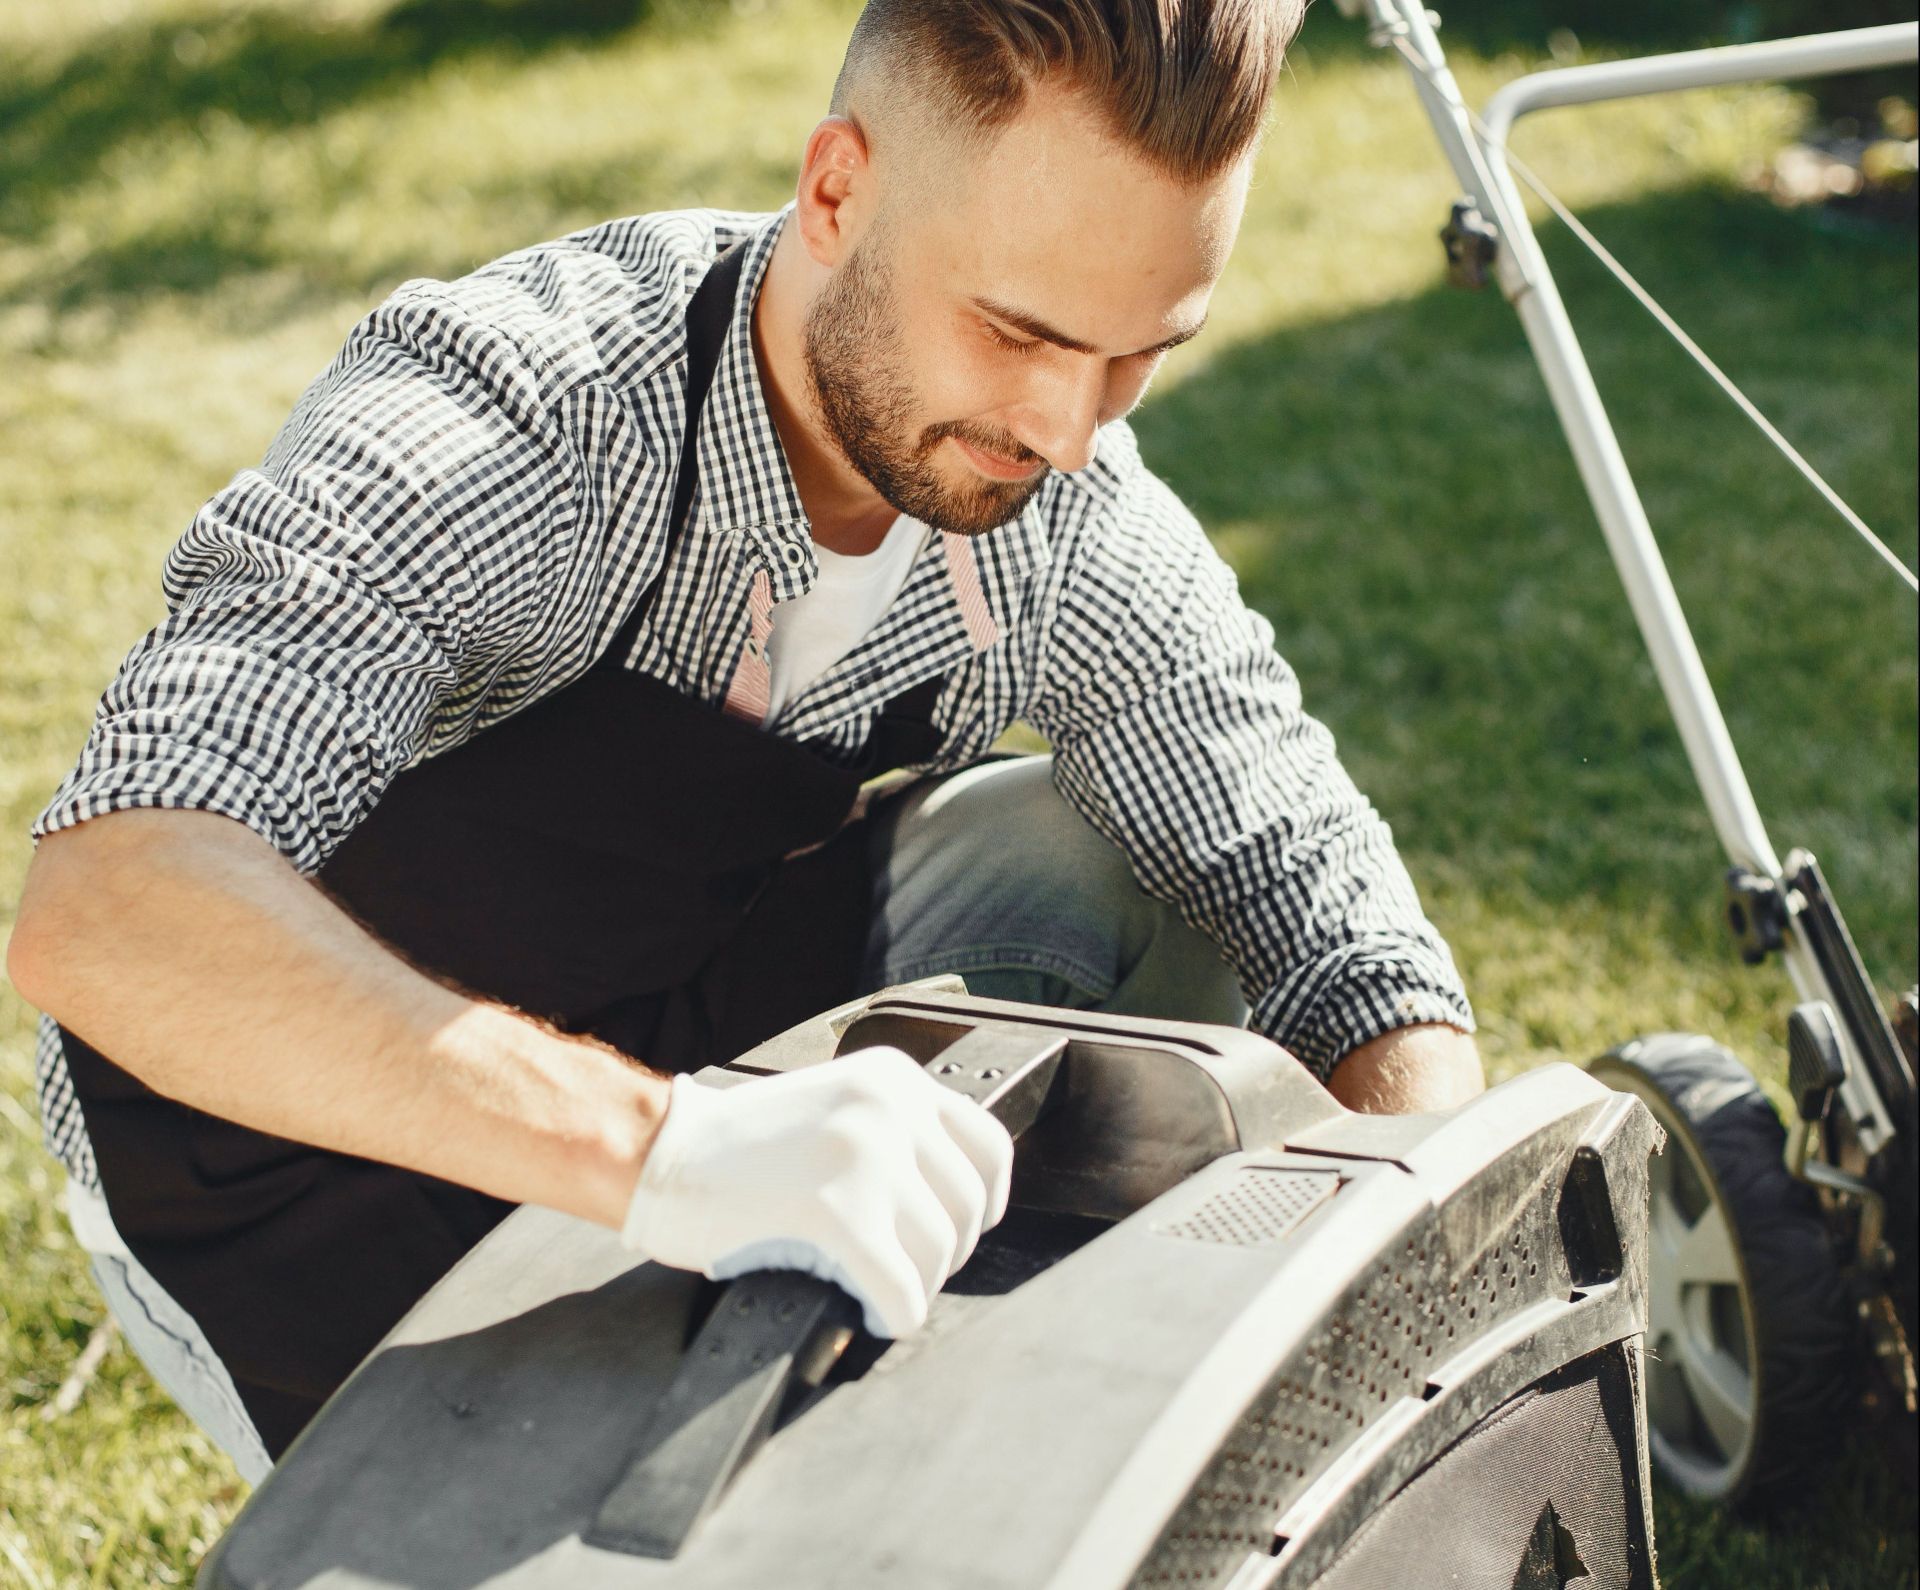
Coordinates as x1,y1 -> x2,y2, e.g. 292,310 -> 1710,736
691,209 -> 813,591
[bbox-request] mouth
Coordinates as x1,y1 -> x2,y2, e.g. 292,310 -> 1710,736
950,434 -> 1045,484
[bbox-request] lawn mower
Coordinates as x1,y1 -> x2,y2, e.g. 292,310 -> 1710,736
1337,0 -> 1920,1505
202,985 -> 1662,1589
196,11 -> 1915,1585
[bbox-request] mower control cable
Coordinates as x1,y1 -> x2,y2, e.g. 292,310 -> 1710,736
1389,32 -> 1920,599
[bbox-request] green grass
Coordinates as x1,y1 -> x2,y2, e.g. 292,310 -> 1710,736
2,1 -> 1915,1584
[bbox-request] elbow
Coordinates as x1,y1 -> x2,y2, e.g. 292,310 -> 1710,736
5,913 -> 48,1014
11,810 -> 279,1084
9,838 -> 86,1019
1328,1023 -> 1485,1115
8,815 -> 161,1022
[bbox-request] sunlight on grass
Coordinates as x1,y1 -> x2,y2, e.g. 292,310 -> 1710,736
2,1 -> 1914,1584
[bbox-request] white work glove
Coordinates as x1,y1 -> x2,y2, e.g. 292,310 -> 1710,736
621,1047 -> 1015,1338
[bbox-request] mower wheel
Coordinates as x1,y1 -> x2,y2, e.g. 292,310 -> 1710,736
1589,1033 -> 1856,1506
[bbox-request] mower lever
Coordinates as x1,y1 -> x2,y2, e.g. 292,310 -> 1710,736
585,1025 -> 1068,1560
916,1022 -> 1068,1136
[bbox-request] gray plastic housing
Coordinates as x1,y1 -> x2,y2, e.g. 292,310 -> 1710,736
201,989 -> 1660,1590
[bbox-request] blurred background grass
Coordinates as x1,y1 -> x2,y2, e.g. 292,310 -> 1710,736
2,0 -> 1915,1583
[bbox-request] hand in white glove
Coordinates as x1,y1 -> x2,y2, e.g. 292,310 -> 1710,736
620,1047 -> 1015,1338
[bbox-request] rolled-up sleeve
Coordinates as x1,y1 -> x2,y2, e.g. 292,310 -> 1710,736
1029,459 -> 1473,1081
32,288 -> 572,874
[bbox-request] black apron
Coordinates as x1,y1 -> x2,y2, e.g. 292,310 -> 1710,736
58,244 -> 944,1456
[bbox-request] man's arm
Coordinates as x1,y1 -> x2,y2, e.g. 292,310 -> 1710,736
9,809 -> 665,1228
12,287 -> 639,1207
11,810 -> 1013,1336
1028,437 -> 1478,1109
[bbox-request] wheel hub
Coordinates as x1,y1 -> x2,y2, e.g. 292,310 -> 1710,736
1617,1074 -> 1761,1495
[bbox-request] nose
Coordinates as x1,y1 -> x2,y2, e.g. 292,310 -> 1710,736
1005,358 -> 1107,475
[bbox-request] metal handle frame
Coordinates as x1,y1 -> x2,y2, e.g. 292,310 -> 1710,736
1347,2 -> 1918,1155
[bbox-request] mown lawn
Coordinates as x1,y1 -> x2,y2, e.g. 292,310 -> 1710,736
2,1 -> 1915,1584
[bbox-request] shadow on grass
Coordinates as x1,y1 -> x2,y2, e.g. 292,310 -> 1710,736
14,136 -> 798,319
1136,180 -> 1917,971
36,217 -> 289,310
0,0 -> 670,236
1653,1415 -> 1919,1589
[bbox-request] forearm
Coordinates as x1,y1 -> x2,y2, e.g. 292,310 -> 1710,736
1327,1023 -> 1485,1114
9,809 -> 665,1228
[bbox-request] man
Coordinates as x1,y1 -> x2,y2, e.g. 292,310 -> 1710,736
9,0 -> 1482,1482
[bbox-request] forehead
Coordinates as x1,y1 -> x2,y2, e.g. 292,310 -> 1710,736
898,85 -> 1249,344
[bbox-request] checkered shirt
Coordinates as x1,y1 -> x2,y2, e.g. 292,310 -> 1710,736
30,207 -> 1473,1191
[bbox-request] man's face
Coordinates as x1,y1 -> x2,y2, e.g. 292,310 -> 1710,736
803,86 -> 1250,536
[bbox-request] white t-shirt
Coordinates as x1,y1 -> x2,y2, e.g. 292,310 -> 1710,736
764,515 -> 928,717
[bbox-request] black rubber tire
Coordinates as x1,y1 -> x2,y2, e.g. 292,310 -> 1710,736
1588,1033 -> 1858,1507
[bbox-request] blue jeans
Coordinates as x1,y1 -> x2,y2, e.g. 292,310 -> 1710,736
862,755 -> 1246,1022
75,754 -> 1245,1479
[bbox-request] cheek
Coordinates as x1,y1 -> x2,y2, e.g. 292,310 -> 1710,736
1104,358 -> 1160,421
913,331 -> 1026,425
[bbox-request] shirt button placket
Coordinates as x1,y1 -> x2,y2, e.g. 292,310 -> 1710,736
775,539 -> 810,599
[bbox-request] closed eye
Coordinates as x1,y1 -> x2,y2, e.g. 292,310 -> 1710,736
982,320 -> 1042,357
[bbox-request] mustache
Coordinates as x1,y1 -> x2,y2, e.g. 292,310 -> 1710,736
921,419 -> 1046,471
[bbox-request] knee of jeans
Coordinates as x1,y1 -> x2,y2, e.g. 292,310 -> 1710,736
1117,896 -> 1250,1027
974,763 -> 1245,1024
875,756 -> 1243,1025
927,756 -> 1152,933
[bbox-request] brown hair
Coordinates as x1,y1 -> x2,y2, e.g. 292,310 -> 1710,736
833,0 -> 1305,181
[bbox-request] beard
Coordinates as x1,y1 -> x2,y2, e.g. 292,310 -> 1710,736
802,232 -> 1050,538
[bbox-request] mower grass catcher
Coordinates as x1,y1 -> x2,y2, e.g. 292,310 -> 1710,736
201,988 -> 1663,1590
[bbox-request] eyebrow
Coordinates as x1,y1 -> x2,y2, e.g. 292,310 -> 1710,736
969,296 -> 1208,358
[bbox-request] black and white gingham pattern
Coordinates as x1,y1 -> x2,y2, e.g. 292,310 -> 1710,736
30,207 -> 1473,1189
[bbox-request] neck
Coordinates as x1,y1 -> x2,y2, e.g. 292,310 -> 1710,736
752,221 -> 900,557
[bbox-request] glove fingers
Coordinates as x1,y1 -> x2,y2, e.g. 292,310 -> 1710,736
891,1174 -> 960,1302
915,1128 -> 990,1273
837,1220 -> 933,1339
859,1045 -> 1011,1233
932,1089 -> 1016,1229
621,1049 -> 1011,1347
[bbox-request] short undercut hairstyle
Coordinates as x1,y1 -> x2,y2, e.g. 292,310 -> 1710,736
833,0 -> 1306,182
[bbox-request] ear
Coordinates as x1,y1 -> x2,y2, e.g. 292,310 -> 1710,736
794,116 -> 873,269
